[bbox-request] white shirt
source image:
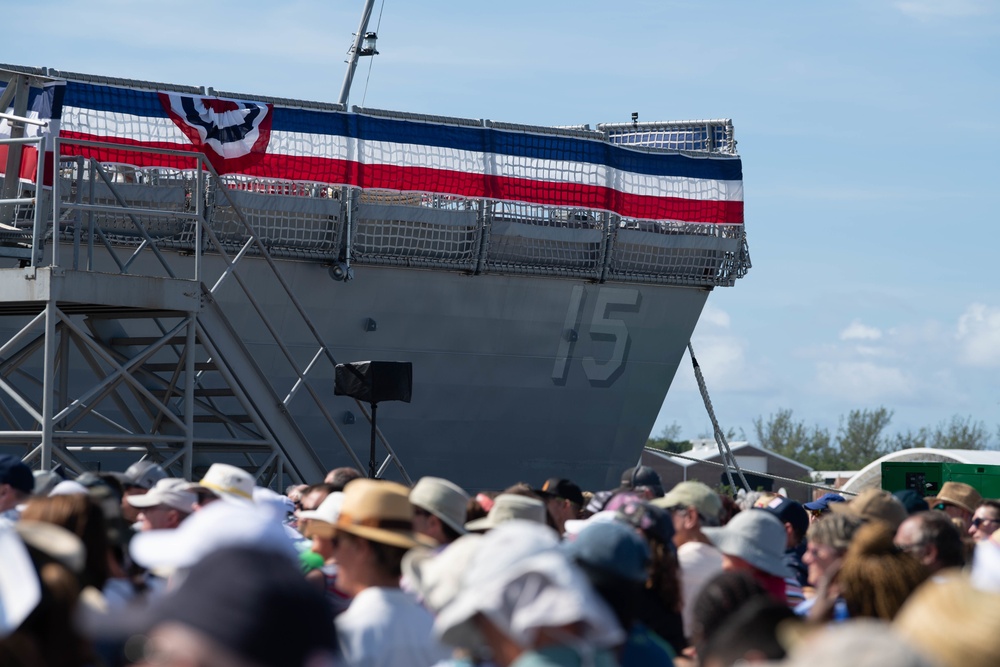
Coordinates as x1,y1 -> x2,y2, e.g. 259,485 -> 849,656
678,540 -> 724,637
336,586 -> 450,667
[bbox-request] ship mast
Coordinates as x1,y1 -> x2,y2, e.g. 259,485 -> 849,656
338,0 -> 378,107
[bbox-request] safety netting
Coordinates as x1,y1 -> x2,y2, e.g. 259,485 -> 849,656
4,71 -> 750,285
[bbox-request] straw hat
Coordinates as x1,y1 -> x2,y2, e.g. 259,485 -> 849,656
925,481 -> 982,515
464,494 -> 546,531
895,574 -> 1000,667
333,479 -> 426,549
409,476 -> 469,536
830,488 -> 908,530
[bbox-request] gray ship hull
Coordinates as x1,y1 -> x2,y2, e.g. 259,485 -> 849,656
219,256 -> 710,490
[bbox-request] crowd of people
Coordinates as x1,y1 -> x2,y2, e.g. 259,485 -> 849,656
1,452 -> 999,667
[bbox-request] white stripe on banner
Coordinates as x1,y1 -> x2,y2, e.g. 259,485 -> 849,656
59,106 -> 742,202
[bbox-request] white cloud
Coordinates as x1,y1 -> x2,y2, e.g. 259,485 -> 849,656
956,303 -> 1000,367
699,304 -> 731,329
894,0 -> 994,19
674,333 -> 769,394
815,361 -> 915,402
840,320 -> 883,341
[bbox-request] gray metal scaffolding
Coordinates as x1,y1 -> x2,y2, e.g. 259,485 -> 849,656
0,71 -> 411,486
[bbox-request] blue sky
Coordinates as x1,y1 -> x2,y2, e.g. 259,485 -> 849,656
4,0 -> 998,442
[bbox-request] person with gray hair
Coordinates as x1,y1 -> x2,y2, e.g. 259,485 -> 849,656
653,481 -> 725,641
894,510 -> 965,574
796,513 -> 864,618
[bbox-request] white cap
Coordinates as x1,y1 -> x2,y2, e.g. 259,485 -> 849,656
129,501 -> 296,574
49,480 -> 89,496
126,478 -> 196,513
188,463 -> 255,504
297,492 -> 345,525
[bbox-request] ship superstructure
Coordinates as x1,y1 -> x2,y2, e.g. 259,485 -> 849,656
0,64 -> 748,490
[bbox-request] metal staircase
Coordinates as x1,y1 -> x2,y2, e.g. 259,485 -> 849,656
0,73 -> 411,485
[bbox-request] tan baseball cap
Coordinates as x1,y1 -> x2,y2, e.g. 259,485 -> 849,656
830,488 -> 907,530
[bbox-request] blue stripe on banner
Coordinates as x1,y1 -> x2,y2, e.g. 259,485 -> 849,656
64,82 -> 167,117
63,81 -> 742,182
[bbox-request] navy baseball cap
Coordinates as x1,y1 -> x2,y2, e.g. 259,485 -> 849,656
0,455 -> 33,494
758,495 -> 809,539
803,492 -> 846,513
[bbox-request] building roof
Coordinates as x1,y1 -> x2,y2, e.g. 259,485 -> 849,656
645,440 -> 813,472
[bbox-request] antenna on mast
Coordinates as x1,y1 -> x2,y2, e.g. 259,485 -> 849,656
338,0 -> 379,107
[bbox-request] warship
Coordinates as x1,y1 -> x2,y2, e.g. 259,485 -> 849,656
0,39 -> 747,491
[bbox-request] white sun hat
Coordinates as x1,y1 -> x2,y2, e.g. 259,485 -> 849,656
129,501 -> 296,574
434,520 -> 623,651
410,476 -> 469,536
464,494 -> 546,532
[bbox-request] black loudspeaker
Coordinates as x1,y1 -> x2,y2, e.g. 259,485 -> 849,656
334,361 -> 412,478
334,361 -> 412,404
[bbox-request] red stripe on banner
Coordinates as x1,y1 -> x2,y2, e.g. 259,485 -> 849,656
0,145 -> 40,181
58,132 -> 743,224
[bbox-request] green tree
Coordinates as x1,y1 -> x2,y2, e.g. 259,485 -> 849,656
892,415 -> 992,451
835,407 -> 894,469
646,422 -> 693,454
753,409 -> 835,470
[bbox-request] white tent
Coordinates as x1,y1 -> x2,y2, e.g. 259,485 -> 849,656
840,448 -> 1000,494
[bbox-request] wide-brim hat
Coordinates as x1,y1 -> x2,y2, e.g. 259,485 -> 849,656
702,509 -> 793,579
433,521 -> 624,651
464,494 -> 546,532
409,476 -> 469,536
402,534 -> 484,613
129,501 -> 296,574
925,481 -> 982,515
895,574 -> 1000,667
333,479 -> 428,549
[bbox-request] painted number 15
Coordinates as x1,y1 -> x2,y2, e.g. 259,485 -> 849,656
552,286 -> 640,387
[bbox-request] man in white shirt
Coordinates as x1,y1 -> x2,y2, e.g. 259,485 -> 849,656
332,479 -> 450,667
653,481 -> 724,641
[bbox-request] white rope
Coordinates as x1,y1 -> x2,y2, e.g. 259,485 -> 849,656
688,342 -> 752,494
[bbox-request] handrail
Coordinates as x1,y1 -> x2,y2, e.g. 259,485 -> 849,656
41,135 -> 411,483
